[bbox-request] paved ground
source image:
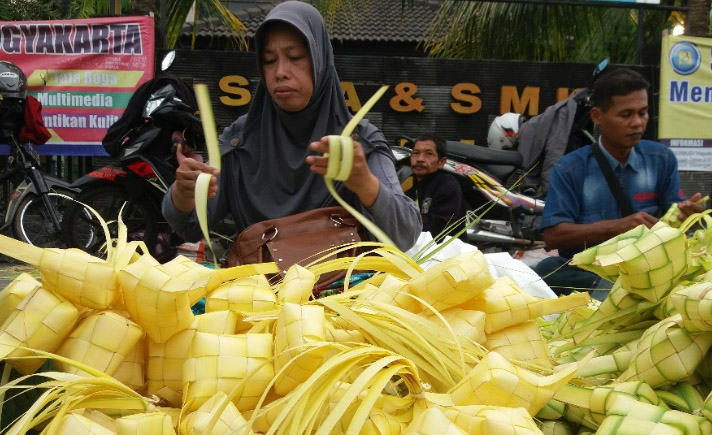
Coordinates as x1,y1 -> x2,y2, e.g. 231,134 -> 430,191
0,260 -> 39,289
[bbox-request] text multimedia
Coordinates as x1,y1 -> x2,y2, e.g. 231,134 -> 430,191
0,23 -> 143,55
669,80 -> 712,103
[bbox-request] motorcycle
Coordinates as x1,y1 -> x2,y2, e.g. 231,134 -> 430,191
513,58 -> 610,197
394,137 -> 545,252
0,62 -> 78,248
61,71 -> 209,262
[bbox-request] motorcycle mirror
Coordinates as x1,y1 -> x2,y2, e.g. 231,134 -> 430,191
161,51 -> 176,72
593,58 -> 610,78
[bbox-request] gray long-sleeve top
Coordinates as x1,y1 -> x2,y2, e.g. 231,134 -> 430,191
162,125 -> 422,252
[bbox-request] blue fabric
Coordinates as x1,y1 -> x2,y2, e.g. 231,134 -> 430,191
534,256 -> 612,301
541,140 -> 685,259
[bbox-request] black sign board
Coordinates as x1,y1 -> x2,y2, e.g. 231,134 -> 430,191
165,50 -> 658,147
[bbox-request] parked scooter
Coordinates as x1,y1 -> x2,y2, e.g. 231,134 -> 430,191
503,58 -> 610,197
394,137 -> 545,252
0,61 -> 77,248
61,56 -> 209,262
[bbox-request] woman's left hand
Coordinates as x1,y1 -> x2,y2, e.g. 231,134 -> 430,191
307,136 -> 380,208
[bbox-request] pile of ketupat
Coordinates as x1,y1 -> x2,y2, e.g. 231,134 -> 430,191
1,210 -> 712,435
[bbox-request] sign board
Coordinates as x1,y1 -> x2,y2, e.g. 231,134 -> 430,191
0,16 -> 155,155
163,50 -> 657,149
659,35 -> 712,172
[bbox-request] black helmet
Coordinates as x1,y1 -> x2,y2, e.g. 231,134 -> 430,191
0,61 -> 28,100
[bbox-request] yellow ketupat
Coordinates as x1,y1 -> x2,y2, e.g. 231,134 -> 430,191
273,303 -> 329,396
112,334 -> 147,392
56,310 -> 143,377
440,404 -> 544,434
147,310 -> 238,406
402,406 -> 468,434
276,264 -> 317,304
179,391 -> 254,435
115,412 -> 175,435
465,277 -> 590,335
362,275 -> 421,313
485,320 -> 552,369
0,234 -> 119,310
182,331 -> 274,412
426,307 -> 486,345
449,351 -> 578,416
205,274 -> 277,332
0,272 -> 41,325
0,286 -> 79,374
408,250 -> 494,312
50,412 -> 117,435
117,254 -> 197,343
160,255 -> 216,306
594,222 -> 689,303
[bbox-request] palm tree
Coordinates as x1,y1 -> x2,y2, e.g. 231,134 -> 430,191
421,1 -> 679,64
686,0 -> 711,35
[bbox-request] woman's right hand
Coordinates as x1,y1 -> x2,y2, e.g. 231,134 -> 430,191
171,151 -> 220,213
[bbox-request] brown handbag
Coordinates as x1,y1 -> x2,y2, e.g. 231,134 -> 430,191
225,206 -> 367,286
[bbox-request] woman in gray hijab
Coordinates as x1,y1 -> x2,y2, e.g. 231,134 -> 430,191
162,1 -> 422,251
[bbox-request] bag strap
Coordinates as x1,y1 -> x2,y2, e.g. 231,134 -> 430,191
590,142 -> 634,217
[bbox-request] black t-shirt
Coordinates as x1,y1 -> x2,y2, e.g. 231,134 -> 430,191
405,170 -> 466,240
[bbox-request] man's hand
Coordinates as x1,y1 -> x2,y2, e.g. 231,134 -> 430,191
171,148 -> 220,213
619,211 -> 658,231
677,192 -> 705,221
543,211 -> 658,251
306,137 -> 380,208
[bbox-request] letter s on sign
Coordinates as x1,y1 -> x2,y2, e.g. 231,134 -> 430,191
450,83 -> 482,114
219,75 -> 251,107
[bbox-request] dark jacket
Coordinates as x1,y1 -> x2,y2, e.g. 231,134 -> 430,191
406,170 -> 466,240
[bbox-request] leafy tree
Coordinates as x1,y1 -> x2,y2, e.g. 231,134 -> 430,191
421,1 -> 681,64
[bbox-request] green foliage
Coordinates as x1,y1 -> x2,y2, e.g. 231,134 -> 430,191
423,1 -> 675,64
166,0 -> 247,49
0,0 -> 58,21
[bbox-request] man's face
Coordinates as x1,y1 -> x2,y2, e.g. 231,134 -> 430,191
591,89 -> 649,153
411,140 -> 445,179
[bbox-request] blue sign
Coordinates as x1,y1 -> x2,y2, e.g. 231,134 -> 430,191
669,41 -> 701,76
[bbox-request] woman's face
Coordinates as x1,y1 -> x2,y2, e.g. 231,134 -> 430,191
261,24 -> 314,112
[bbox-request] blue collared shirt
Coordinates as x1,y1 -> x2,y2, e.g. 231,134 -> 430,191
541,139 -> 685,258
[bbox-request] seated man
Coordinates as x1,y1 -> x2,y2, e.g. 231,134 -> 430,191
405,133 -> 466,240
534,68 -> 703,299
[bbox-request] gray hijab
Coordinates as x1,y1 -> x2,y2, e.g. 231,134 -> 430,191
221,0 -> 389,229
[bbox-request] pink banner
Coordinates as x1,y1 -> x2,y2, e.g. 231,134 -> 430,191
0,16 -> 155,155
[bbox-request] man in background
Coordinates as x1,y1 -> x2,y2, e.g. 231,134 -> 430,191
406,133 -> 466,240
534,68 -> 703,298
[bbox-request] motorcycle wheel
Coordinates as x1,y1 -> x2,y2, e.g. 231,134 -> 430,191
12,189 -> 76,248
62,185 -> 159,259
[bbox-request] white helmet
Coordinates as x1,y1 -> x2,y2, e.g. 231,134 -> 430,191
487,113 -> 523,150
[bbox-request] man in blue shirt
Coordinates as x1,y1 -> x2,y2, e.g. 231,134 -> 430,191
534,68 -> 703,299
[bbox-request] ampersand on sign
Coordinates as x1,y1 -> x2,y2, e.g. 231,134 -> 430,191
389,82 -> 425,113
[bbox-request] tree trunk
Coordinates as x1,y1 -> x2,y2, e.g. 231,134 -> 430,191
132,0 -> 157,16
686,0 -> 711,36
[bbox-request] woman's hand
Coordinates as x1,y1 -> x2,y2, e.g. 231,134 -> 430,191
171,147 -> 220,213
306,136 -> 380,208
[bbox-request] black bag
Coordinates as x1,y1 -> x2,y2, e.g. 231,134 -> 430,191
102,73 -> 199,158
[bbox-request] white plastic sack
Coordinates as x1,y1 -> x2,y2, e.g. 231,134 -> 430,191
406,233 -> 556,300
